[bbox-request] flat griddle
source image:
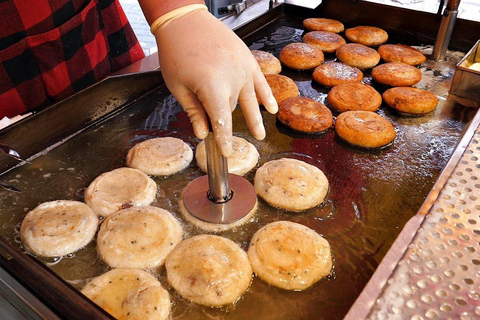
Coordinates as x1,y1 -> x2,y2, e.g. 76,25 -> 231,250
0,2 -> 478,319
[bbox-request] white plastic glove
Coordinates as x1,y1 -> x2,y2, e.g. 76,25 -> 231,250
153,9 -> 278,157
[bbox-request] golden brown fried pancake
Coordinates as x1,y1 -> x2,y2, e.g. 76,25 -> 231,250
345,26 -> 388,46
335,111 -> 396,148
259,74 -> 299,105
371,62 -> 422,87
277,96 -> 333,133
382,87 -> 438,115
279,43 -> 324,70
327,83 -> 382,112
378,44 -> 426,65
336,43 -> 381,69
303,31 -> 346,53
251,50 -> 282,74
312,62 -> 363,87
303,18 -> 344,33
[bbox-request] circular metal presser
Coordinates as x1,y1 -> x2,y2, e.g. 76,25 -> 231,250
182,133 -> 257,224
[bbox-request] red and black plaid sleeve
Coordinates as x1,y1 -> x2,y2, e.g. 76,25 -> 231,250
0,0 -> 145,119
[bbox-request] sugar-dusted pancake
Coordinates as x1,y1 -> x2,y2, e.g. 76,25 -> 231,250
336,43 -> 380,70
251,50 -> 282,75
313,61 -> 363,87
303,31 -> 346,53
279,43 -> 324,70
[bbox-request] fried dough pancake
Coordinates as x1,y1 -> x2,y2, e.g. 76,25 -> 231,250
303,18 -> 344,33
382,87 -> 438,115
335,111 -> 396,148
260,74 -> 299,105
277,96 -> 333,133
345,26 -> 388,46
303,31 -> 346,53
378,44 -> 426,65
251,50 -> 282,75
279,43 -> 324,70
371,62 -> 422,87
327,83 -> 382,112
313,61 -> 363,87
336,43 -> 380,69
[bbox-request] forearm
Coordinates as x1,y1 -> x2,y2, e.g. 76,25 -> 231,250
138,0 -> 206,25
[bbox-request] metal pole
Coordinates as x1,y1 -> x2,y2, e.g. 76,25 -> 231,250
432,0 -> 461,61
205,133 -> 232,203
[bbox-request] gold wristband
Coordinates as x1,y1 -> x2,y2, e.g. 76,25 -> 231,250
150,4 -> 208,34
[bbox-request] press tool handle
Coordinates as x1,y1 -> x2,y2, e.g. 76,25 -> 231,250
205,133 -> 232,203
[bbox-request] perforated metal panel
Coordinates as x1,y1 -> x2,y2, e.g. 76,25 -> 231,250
367,124 -> 480,319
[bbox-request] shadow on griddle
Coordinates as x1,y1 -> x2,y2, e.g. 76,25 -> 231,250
280,67 -> 314,82
275,119 -> 331,139
333,134 -> 394,155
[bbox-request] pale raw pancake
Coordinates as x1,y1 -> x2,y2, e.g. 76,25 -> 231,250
84,167 -> 157,217
20,200 -> 98,257
165,235 -> 252,307
254,158 -> 329,212
195,137 -> 259,176
179,198 -> 257,233
248,221 -> 332,290
82,268 -> 170,320
126,137 -> 193,176
97,206 -> 183,269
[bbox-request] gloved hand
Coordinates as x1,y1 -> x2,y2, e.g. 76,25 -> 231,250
152,9 -> 278,157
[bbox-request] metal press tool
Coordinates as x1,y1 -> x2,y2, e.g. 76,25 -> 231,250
182,133 -> 256,224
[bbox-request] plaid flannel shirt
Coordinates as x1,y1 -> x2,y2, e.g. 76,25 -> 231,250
0,0 -> 145,118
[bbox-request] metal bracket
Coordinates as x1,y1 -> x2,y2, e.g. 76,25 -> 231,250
218,0 -> 248,15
